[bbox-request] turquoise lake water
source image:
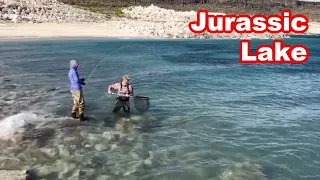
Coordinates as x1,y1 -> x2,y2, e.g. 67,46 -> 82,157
0,37 -> 320,180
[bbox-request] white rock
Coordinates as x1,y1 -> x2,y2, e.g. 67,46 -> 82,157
11,15 -> 21,23
110,144 -> 117,150
120,5 -> 290,39
0,0 -> 107,23
97,175 -> 110,180
94,144 -> 108,151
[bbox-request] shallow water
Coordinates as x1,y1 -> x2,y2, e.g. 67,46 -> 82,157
1,37 -> 320,180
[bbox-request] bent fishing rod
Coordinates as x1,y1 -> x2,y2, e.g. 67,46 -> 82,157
82,44 -> 185,85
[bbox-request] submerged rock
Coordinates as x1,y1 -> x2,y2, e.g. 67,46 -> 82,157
219,161 -> 267,180
26,168 -> 38,180
0,157 -> 21,170
22,127 -> 55,140
94,144 -> 108,151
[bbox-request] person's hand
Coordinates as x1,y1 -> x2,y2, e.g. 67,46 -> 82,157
81,81 -> 86,85
108,91 -> 111,94
80,77 -> 85,82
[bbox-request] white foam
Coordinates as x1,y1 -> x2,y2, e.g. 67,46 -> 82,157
0,111 -> 39,137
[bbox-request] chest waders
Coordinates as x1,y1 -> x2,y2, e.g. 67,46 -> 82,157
112,82 -> 131,113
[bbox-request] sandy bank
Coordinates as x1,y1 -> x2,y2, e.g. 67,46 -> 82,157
308,22 -> 320,34
0,21 -> 148,40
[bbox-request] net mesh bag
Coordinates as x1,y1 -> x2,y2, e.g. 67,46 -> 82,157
133,96 -> 150,112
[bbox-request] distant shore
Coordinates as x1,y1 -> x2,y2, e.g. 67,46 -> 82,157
1,2 -> 320,40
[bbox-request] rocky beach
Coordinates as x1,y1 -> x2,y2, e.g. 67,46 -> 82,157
0,0 -> 320,39
0,0 -> 106,23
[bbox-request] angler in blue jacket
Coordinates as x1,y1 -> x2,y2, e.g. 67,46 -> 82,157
68,60 -> 86,121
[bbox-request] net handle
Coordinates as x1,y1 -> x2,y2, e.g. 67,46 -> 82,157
110,92 -> 150,112
109,93 -> 150,99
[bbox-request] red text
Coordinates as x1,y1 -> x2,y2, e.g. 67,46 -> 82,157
189,10 -> 309,34
239,40 -> 309,64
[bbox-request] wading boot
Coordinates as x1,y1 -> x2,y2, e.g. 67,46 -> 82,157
71,112 -> 77,119
79,113 -> 84,121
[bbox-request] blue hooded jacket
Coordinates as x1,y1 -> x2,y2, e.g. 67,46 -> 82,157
68,60 -> 84,90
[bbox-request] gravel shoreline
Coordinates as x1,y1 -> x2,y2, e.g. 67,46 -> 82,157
0,0 -> 106,23
0,170 -> 25,180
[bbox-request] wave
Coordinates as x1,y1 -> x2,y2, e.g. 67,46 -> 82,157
0,111 -> 41,138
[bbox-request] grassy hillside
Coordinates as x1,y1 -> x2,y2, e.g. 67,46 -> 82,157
58,0 -> 320,21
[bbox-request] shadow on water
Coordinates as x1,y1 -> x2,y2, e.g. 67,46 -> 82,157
26,168 -> 60,180
53,96 -> 173,134
101,111 -> 163,134
22,123 -> 56,148
261,163 -> 277,180
52,108 -> 165,139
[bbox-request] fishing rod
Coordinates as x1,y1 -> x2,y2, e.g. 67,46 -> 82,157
80,44 -> 187,113
82,44 -> 185,85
